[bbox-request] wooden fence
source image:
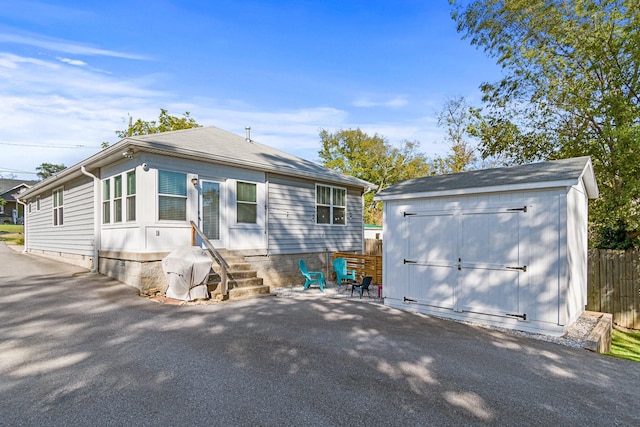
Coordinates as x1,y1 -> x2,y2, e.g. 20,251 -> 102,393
333,252 -> 382,286
587,249 -> 640,329
365,239 -> 383,256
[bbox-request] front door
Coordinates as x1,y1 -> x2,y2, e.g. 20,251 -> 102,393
200,179 -> 225,248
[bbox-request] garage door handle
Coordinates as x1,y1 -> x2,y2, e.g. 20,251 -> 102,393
404,259 -> 417,264
506,265 -> 527,272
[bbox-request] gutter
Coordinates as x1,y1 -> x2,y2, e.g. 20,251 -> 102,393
81,166 -> 100,272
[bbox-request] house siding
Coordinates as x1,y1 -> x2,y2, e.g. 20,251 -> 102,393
267,173 -> 363,255
25,175 -> 95,267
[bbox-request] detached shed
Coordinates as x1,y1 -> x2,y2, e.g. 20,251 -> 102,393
376,157 -> 598,336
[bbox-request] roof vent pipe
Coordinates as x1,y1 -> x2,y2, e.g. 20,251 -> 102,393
245,126 -> 251,142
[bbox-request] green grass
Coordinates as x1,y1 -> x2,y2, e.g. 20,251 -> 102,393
608,328 -> 640,363
0,224 -> 24,245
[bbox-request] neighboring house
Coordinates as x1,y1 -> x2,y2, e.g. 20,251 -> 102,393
18,126 -> 375,292
364,224 -> 383,240
376,157 -> 598,337
0,179 -> 39,224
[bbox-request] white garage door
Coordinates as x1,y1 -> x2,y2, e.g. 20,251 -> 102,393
404,206 -> 528,320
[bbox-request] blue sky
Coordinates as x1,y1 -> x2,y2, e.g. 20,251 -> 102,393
0,0 -> 502,180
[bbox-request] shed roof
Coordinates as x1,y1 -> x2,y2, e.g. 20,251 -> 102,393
19,126 -> 375,198
376,156 -> 598,201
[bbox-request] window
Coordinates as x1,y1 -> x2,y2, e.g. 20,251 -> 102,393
36,196 -> 40,211
102,179 -> 111,224
237,181 -> 257,224
0,204 -> 4,214
53,187 -> 64,226
158,171 -> 187,221
316,185 -> 346,225
126,171 -> 136,221
113,175 -> 122,223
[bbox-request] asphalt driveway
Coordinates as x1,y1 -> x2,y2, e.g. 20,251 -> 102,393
1,243 -> 638,426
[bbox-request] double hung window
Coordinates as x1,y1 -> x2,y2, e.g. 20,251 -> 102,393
53,187 -> 64,226
158,171 -> 187,221
103,171 -> 136,224
236,182 -> 257,224
316,185 -> 346,225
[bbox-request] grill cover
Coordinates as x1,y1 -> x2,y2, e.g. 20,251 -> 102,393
162,246 -> 212,301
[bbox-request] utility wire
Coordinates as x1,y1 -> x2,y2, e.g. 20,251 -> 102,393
0,142 -> 103,149
0,167 -> 38,175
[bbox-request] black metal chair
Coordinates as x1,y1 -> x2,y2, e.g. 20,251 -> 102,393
351,276 -> 373,298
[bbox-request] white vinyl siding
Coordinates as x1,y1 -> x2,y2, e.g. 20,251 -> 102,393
268,174 -> 363,254
26,176 -> 95,256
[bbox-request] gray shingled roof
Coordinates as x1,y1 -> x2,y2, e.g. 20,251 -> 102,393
125,126 -> 373,189
18,126 -> 375,198
376,157 -> 598,199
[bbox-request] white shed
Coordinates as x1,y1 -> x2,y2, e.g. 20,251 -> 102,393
375,157 -> 598,336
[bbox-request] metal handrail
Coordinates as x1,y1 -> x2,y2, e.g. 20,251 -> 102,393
190,221 -> 229,296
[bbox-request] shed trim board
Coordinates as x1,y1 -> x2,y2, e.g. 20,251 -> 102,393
377,157 -> 597,337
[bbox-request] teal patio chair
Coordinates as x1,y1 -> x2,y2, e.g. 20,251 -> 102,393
333,257 -> 356,287
299,259 -> 326,291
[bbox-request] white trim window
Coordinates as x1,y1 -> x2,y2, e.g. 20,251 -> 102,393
236,181 -> 257,224
158,170 -> 187,221
102,179 -> 111,224
53,187 -> 64,226
316,184 -> 346,225
126,171 -> 136,221
113,175 -> 123,223
36,196 -> 41,211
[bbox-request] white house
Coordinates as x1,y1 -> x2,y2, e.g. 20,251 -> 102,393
375,157 -> 598,336
364,224 -> 383,240
18,126 -> 374,293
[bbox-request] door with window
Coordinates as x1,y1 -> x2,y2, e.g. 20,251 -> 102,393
199,180 -> 225,248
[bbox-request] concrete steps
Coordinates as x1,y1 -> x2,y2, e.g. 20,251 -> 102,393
207,251 -> 271,300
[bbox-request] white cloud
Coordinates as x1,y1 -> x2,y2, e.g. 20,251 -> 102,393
352,95 -> 409,108
57,57 -> 88,67
0,32 -> 148,60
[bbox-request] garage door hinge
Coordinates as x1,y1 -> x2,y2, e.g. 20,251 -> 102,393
507,206 -> 527,212
404,297 -> 417,303
403,212 -> 417,217
506,265 -> 527,272
404,259 -> 417,264
506,313 -> 527,320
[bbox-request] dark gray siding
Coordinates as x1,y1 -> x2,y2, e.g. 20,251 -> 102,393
267,174 -> 363,254
25,176 -> 95,255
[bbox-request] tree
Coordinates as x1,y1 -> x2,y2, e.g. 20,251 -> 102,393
116,108 -> 201,138
318,129 -> 431,224
36,163 -> 66,180
452,0 -> 640,248
432,96 -> 479,174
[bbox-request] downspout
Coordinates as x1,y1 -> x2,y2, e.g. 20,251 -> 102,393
81,166 -> 100,272
15,197 -> 27,253
265,173 -> 270,255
